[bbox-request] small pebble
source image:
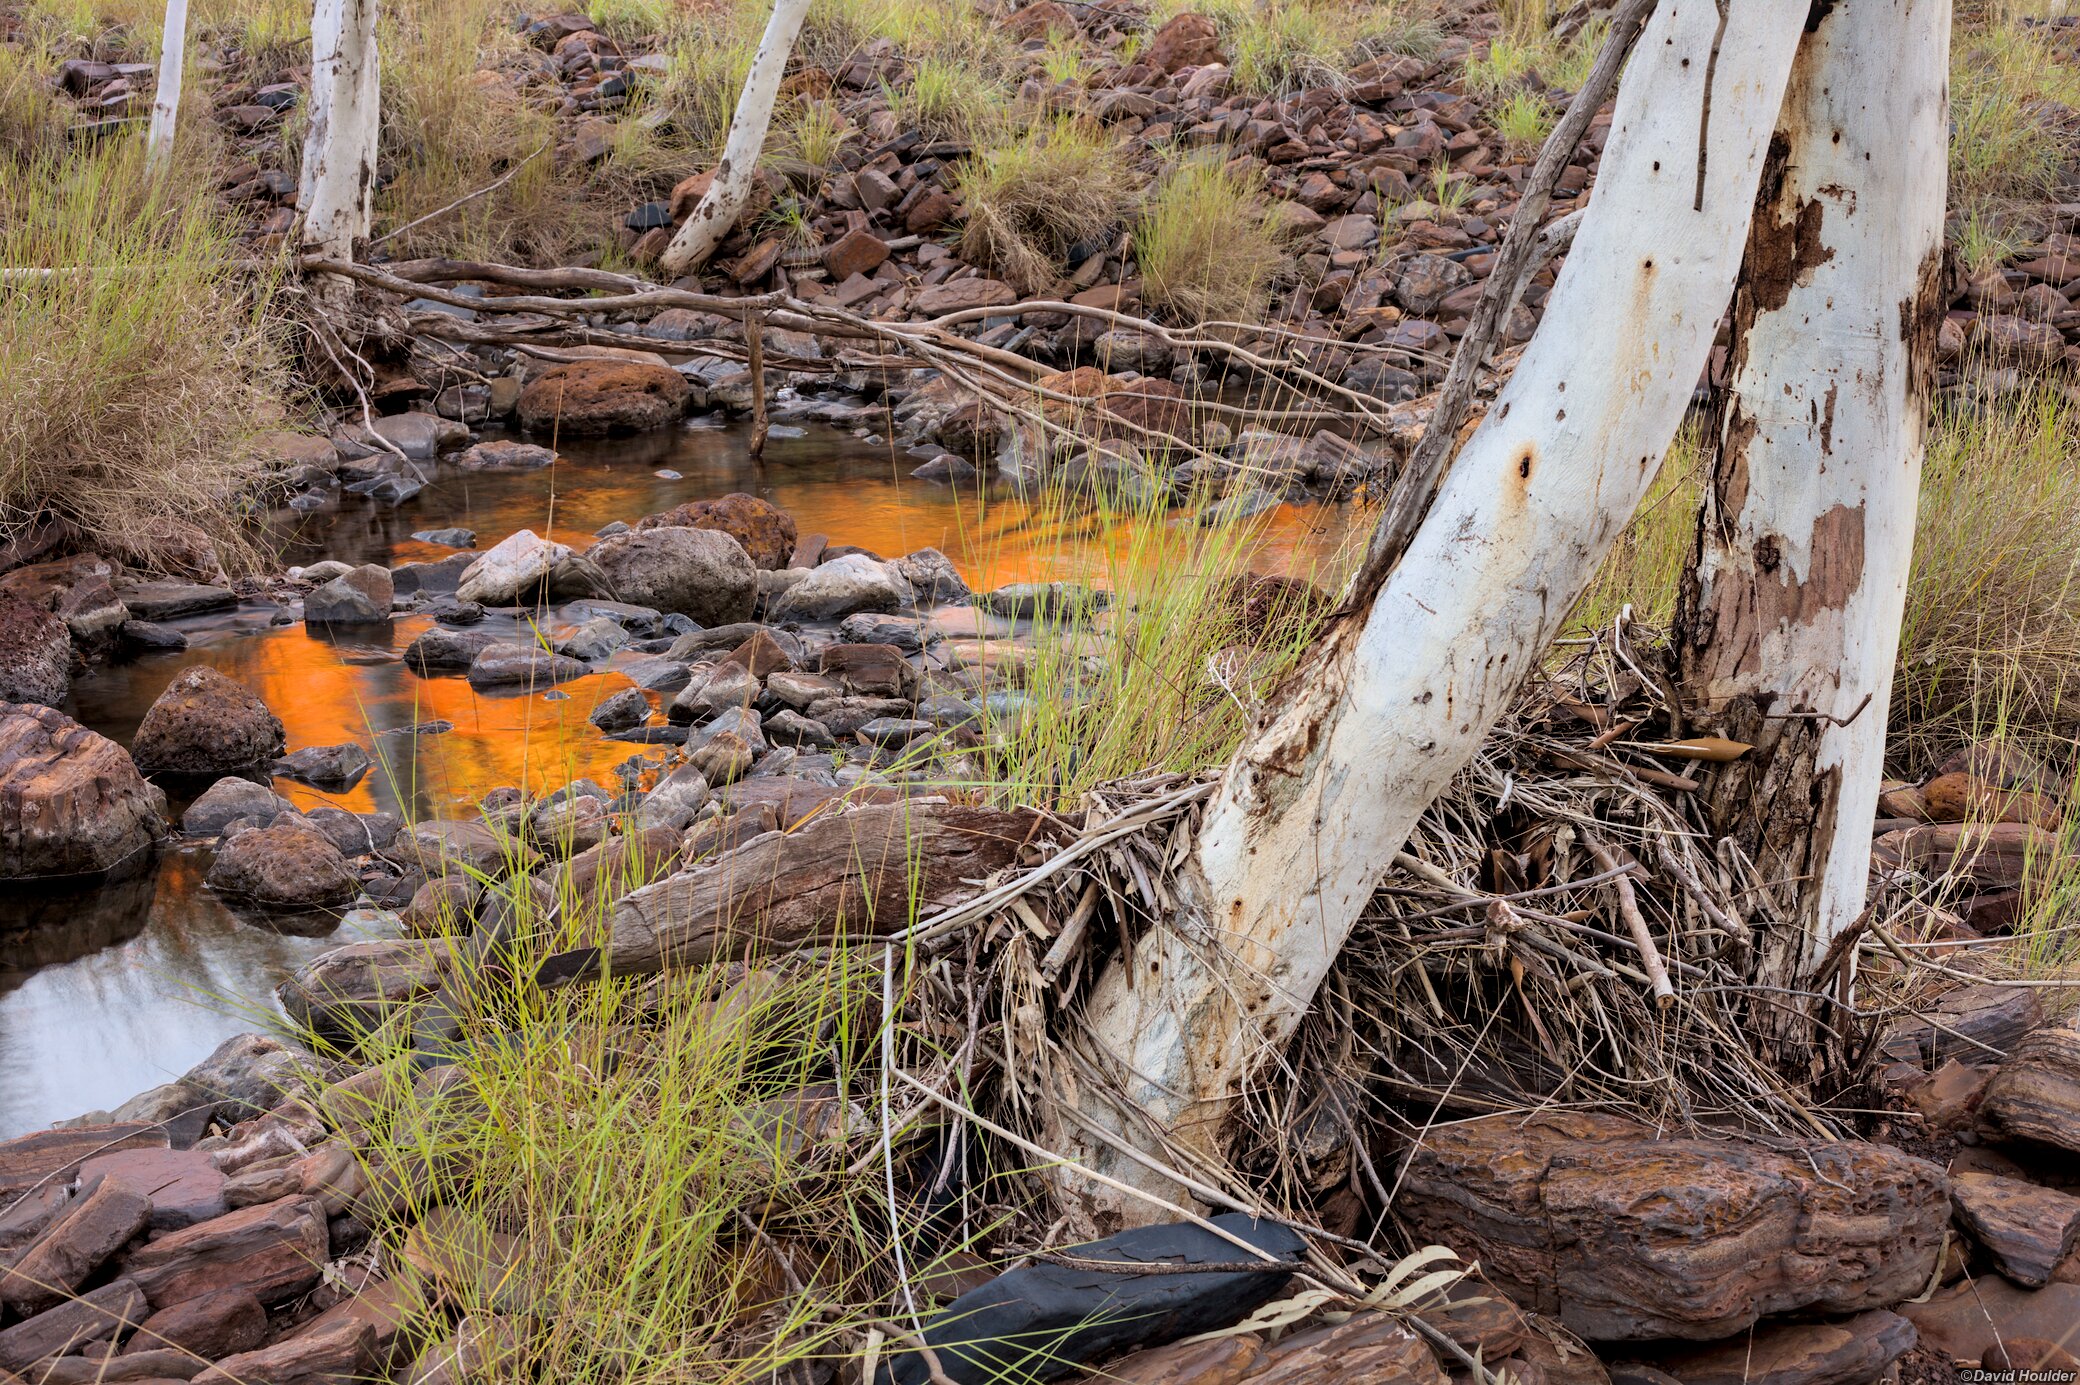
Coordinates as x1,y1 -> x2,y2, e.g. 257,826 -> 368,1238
654,469 -> 681,480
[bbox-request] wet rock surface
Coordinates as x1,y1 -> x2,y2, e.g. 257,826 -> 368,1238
129,667 -> 286,776
0,703 -> 167,879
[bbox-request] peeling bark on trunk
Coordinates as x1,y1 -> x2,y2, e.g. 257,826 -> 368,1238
1674,0 -> 1950,1023
657,0 -> 813,277
1059,1 -> 1816,1231
299,0 -> 381,270
145,0 -> 189,174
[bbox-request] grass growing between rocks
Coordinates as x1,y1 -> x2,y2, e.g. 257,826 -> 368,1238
953,478 -> 1350,809
1135,158 -> 1294,323
1153,0 -> 1445,96
956,117 -> 1142,295
1948,7 -> 2080,264
0,140 -> 287,568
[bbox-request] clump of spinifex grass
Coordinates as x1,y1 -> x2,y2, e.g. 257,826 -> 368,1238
375,0 -> 590,264
0,141 -> 286,569
1947,7 -> 2080,270
1148,0 -> 1444,96
0,42 -> 67,159
1136,159 -> 1294,323
957,118 -> 1143,295
309,789 -> 1032,1384
945,468 -> 1350,809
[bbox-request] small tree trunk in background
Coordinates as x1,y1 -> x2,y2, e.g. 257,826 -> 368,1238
300,0 -> 381,268
1058,0 -> 1816,1233
1675,0 -> 1951,1027
145,0 -> 189,175
656,0 -> 813,277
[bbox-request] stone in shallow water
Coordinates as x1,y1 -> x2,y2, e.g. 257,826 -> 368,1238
412,527 -> 476,548
0,703 -> 167,878
205,815 -> 361,910
275,742 -> 375,789
466,642 -> 590,691
181,776 -> 293,836
131,666 -> 285,775
588,687 -> 651,734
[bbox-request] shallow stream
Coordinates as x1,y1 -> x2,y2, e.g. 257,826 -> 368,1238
0,417 -> 1350,1136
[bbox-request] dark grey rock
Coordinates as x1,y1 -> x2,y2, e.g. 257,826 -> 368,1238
411,528 -> 477,549
274,742 -> 374,789
588,688 -> 652,733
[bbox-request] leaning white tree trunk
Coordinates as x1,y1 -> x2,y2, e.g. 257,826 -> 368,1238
299,0 -> 381,265
1057,0 -> 1817,1231
1675,0 -> 1951,980
145,0 -> 189,175
656,0 -> 812,277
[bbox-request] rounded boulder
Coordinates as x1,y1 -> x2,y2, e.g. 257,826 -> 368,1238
0,702 -> 168,878
586,525 -> 756,626
0,588 -> 72,707
515,360 -> 693,436
132,666 -> 286,775
636,492 -> 797,570
205,815 -> 361,909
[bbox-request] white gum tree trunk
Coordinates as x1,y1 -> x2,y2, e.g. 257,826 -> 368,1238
300,0 -> 381,264
145,0 -> 189,174
657,0 -> 813,277
1058,0 -> 1817,1231
1675,0 -> 1951,981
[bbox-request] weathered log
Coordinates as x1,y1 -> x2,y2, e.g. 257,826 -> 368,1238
539,802 -> 1046,980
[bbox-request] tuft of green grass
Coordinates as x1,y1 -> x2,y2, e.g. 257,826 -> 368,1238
1463,35 -> 1535,99
889,54 -> 1009,144
1492,89 -> 1554,155
0,141 -> 287,570
957,117 -> 1141,295
1135,159 -> 1292,323
0,42 -> 68,160
1039,30 -> 1090,86
1148,0 -> 1443,97
1948,15 -> 2080,262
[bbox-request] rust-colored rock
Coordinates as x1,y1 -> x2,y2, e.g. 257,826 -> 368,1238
190,1312 -> 376,1385
1952,1170 -> 2080,1288
1869,822 -> 2059,891
1648,1310 -> 1918,1385
1982,1022 -> 2080,1153
205,815 -> 360,910
1921,771 -> 2063,830
0,1125 -> 167,1201
1003,0 -> 1075,40
79,1148 -> 228,1232
1396,1111 -> 1949,1341
124,1285 -> 267,1360
515,360 -> 692,437
0,588 -> 71,706
0,1279 -> 148,1373
1880,983 -> 2042,1064
1097,377 -> 1195,446
637,492 -> 797,569
0,1176 -> 151,1314
130,666 -> 285,776
1078,1335 -> 1262,1384
120,1196 -> 330,1309
1144,12 -> 1223,72
0,703 -> 167,878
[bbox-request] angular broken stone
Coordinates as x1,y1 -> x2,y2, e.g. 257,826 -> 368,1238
120,1196 -> 330,1308
1646,1310 -> 1917,1385
0,1279 -> 149,1373
0,1176 -> 152,1314
1982,1023 -> 2080,1154
1951,1170 -> 2080,1288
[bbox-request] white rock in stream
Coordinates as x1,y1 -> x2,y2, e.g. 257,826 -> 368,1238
457,530 -> 572,606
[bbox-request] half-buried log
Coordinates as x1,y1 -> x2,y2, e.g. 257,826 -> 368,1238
539,802 -> 1045,981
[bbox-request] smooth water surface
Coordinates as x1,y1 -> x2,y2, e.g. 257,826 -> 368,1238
0,416 -> 1354,1135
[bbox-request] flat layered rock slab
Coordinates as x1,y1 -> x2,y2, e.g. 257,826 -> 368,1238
1982,1023 -> 2080,1154
1951,1171 -> 2080,1288
115,582 -> 235,621
0,1125 -> 168,1199
119,1195 -> 329,1309
1902,1278 -> 2080,1365
1646,1310 -> 1917,1385
1395,1111 -> 1949,1342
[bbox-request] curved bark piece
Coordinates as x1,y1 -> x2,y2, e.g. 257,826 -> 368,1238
1675,0 -> 1951,978
299,0 -> 381,264
657,0 -> 814,277
145,0 -> 188,174
1060,0 -> 1816,1231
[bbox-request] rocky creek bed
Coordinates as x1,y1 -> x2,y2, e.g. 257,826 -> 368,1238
4,367 -> 2080,1384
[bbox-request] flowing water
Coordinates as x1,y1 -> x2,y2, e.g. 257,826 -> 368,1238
0,417 -> 1353,1136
